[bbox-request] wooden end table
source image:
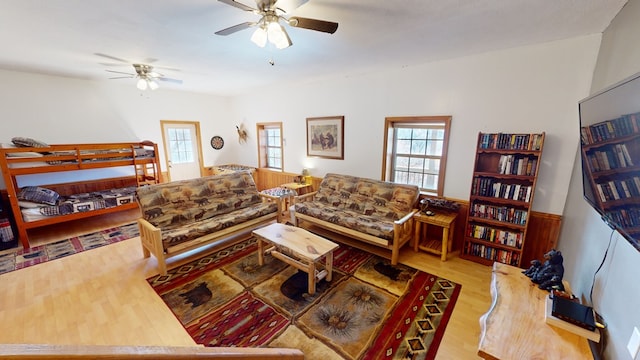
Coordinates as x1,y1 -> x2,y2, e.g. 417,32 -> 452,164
413,211 -> 457,261
261,187 -> 298,221
281,182 -> 313,195
252,223 -> 339,295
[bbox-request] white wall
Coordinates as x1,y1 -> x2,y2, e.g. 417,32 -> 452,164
560,0 -> 640,358
230,35 -> 600,215
0,69 -> 234,186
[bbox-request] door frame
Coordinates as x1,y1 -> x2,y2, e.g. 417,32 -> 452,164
160,120 -> 205,182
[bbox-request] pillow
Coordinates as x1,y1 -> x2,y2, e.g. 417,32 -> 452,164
7,151 -> 44,158
11,137 -> 49,148
17,186 -> 60,205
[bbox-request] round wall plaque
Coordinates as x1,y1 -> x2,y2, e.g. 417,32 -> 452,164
210,136 -> 224,150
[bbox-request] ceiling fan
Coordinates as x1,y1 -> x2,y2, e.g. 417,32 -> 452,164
97,54 -> 183,91
106,64 -> 183,91
215,0 -> 338,49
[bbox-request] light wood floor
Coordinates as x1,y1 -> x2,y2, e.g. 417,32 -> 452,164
0,210 -> 493,359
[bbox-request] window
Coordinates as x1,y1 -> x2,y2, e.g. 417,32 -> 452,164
257,122 -> 283,170
167,127 -> 195,164
382,116 -> 451,196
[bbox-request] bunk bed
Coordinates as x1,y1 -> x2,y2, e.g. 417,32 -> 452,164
0,140 -> 161,248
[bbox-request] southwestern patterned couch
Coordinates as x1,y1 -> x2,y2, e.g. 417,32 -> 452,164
293,173 -> 419,264
136,171 -> 280,274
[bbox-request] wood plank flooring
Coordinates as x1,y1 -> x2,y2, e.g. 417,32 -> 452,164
0,209 -> 493,359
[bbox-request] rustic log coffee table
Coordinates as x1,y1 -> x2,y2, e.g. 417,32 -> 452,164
252,223 -> 339,295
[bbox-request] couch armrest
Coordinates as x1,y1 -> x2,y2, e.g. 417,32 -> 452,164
293,191 -> 317,204
394,209 -> 419,225
138,218 -> 166,273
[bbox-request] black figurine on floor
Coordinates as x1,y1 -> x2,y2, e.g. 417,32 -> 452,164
522,249 -> 565,291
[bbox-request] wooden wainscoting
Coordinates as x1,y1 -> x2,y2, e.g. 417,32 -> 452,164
423,197 -> 562,268
521,211 -> 563,266
254,168 -> 321,192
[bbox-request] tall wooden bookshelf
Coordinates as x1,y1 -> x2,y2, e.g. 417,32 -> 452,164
461,132 -> 545,267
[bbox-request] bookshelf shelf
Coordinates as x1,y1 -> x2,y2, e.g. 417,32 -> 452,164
461,132 -> 545,267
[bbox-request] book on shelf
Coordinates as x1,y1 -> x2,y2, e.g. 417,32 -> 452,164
479,133 -> 543,151
581,111 -> 640,145
496,154 -> 537,176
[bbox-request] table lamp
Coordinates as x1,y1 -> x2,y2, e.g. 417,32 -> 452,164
302,168 -> 311,184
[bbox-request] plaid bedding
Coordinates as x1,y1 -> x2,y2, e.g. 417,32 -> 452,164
36,187 -> 136,216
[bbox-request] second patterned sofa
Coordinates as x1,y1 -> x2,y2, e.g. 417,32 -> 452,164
293,173 -> 419,264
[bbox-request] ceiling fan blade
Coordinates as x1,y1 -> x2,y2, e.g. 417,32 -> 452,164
218,0 -> 256,12
215,21 -> 255,35
95,53 -> 130,63
152,65 -> 181,72
288,17 -> 338,34
157,77 -> 183,84
108,76 -> 134,80
276,0 -> 309,14
106,69 -> 136,76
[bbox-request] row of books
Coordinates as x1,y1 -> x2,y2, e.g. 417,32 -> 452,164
581,112 -> 640,145
467,224 -> 524,249
479,133 -> 544,151
585,143 -> 635,172
472,177 -> 533,202
470,203 -> 528,225
497,155 -> 538,176
606,208 -> 640,228
595,177 -> 640,202
464,243 -> 520,266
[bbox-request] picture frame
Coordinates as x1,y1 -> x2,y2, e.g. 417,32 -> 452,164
306,116 -> 344,160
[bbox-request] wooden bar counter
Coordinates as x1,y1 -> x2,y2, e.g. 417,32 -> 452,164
478,262 -> 593,360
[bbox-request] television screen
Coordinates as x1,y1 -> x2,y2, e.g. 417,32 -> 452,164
579,71 -> 640,252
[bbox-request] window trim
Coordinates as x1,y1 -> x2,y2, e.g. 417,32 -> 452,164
381,116 -> 451,196
256,122 -> 284,171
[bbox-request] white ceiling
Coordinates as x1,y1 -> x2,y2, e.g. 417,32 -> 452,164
0,0 -> 628,96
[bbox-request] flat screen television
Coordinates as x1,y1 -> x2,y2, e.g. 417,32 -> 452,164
579,71 -> 640,252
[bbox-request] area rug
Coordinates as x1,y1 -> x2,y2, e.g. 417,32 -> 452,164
0,222 -> 139,276
148,237 -> 461,360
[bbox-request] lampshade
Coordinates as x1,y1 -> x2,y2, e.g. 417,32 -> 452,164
251,27 -> 268,47
275,28 -> 292,49
136,78 -> 148,90
266,22 -> 291,49
148,79 -> 159,90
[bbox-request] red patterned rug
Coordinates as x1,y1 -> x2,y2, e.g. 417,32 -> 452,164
147,238 -> 461,360
0,222 -> 139,276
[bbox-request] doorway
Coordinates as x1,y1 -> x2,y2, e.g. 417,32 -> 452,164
160,120 -> 204,182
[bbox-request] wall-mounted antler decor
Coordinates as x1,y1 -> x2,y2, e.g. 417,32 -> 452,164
236,125 -> 248,143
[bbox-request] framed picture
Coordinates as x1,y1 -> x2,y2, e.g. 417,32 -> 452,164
306,116 -> 344,159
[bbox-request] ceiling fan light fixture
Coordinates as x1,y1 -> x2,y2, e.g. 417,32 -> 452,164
275,29 -> 292,49
136,78 -> 148,90
148,79 -> 159,90
251,27 -> 268,47
267,21 -> 291,49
